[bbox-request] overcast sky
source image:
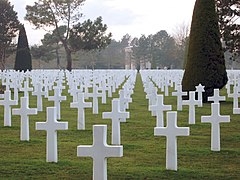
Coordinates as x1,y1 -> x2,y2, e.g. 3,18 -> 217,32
9,0 -> 196,45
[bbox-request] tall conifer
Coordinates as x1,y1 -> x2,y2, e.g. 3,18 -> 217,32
14,25 -> 32,71
182,0 -> 228,102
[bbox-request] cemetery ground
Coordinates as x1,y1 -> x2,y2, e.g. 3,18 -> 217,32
0,73 -> 239,179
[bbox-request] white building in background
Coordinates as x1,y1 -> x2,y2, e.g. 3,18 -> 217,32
124,46 -> 151,70
124,46 -> 135,69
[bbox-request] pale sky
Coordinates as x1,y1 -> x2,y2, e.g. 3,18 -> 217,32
9,0 -> 196,45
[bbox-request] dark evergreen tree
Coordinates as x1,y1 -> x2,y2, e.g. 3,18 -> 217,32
182,0 -> 228,102
14,25 -> 32,71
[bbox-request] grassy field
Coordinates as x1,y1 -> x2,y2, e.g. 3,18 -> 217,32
0,73 -> 239,179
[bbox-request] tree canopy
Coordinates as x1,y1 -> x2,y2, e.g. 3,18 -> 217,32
69,17 -> 112,51
216,0 -> 240,59
182,0 -> 228,102
25,0 -> 111,71
0,0 -> 20,69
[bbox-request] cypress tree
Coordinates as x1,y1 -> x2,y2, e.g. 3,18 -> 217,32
14,24 -> 32,71
182,0 -> 228,102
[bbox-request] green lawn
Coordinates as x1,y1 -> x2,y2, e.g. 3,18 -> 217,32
0,73 -> 239,179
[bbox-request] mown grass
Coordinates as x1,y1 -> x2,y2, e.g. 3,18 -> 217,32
0,73 -> 239,179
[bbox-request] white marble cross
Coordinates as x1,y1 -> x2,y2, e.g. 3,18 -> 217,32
208,89 -> 225,103
89,85 -> 102,114
149,94 -> 172,127
43,80 -> 50,98
53,80 -> 66,93
229,86 -> 240,114
106,84 -> 113,98
154,111 -> 189,171
172,85 -> 187,111
119,90 -> 132,112
163,78 -> 170,96
12,80 -> 19,101
68,83 -> 81,102
77,125 -> 123,180
48,87 -> 66,119
201,103 -> 230,151
182,91 -> 201,124
98,81 -> 107,104
123,86 -> 133,102
70,93 -> 92,130
0,90 -> 18,126
102,99 -> 129,145
82,83 -> 90,99
20,80 -> 33,98
12,97 -> 37,141
36,107 -> 68,162
32,83 -> 46,111
195,84 -> 205,107
147,87 -> 158,115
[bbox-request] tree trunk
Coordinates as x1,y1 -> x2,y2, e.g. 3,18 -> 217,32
56,48 -> 60,69
0,49 -> 6,70
66,49 -> 72,71
62,41 -> 72,71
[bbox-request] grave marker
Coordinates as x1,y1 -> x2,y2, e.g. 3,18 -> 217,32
77,125 -> 123,180
32,83 -> 46,111
149,94 -> 172,127
12,97 -> 37,141
118,90 -> 131,112
0,90 -> 18,126
20,80 -> 33,98
36,107 -> 68,162
48,87 -> 66,119
182,91 -> 201,124
154,111 -> 189,171
102,99 -> 129,145
172,85 -> 187,111
70,93 -> 92,130
229,86 -> 240,114
89,85 -> 102,114
208,89 -> 225,103
201,103 -> 230,151
195,84 -> 205,107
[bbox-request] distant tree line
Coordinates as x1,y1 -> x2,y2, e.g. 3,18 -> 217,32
0,0 -> 239,70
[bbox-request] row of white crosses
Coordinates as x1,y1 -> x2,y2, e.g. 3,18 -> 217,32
141,72 -> 189,171
140,70 -> 231,171
0,69 -> 233,176
0,69 -> 130,127
77,71 -> 136,180
0,69 -> 136,180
